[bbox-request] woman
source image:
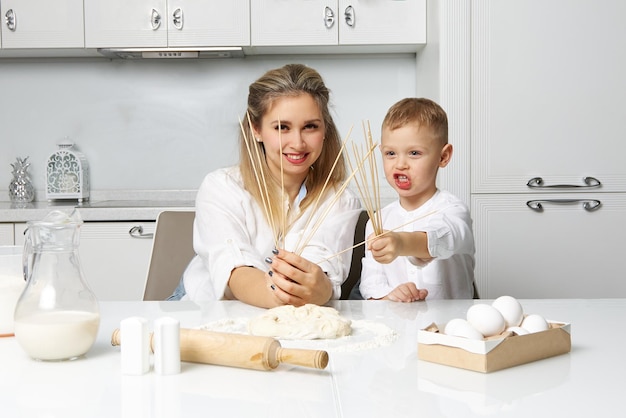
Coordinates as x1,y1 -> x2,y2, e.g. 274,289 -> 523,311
170,64 -> 362,308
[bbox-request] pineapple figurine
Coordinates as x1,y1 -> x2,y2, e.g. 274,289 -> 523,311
9,157 -> 35,203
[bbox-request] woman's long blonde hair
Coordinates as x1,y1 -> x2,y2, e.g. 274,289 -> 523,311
239,64 -> 346,233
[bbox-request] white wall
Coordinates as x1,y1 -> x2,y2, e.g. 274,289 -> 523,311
1,55 -> 416,200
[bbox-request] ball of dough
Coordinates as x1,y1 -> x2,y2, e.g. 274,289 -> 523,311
248,304 -> 352,340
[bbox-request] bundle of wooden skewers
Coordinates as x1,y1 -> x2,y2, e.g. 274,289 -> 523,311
239,114 -> 436,261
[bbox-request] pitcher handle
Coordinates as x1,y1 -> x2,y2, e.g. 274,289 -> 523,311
22,227 -> 33,282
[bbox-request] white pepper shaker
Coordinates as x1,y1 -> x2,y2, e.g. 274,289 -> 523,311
120,317 -> 150,375
153,317 -> 181,375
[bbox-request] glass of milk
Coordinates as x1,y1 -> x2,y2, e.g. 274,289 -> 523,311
0,246 -> 26,337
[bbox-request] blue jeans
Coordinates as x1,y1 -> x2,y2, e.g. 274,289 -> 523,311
166,277 -> 186,301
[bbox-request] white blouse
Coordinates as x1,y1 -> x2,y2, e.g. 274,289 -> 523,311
359,190 -> 475,300
181,166 -> 362,301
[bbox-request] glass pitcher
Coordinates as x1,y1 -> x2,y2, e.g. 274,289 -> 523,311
14,210 -> 100,361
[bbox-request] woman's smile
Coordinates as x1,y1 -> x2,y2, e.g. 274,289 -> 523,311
284,152 -> 309,165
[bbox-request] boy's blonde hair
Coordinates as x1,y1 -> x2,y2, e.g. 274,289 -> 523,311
382,98 -> 448,145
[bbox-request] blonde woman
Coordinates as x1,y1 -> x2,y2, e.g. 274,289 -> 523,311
170,64 -> 361,308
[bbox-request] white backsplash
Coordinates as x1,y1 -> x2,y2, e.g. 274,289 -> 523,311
1,55 -> 416,204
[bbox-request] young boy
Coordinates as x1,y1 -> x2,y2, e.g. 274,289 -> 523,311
359,98 -> 475,302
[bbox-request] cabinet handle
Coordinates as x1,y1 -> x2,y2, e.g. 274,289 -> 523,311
172,8 -> 184,30
5,9 -> 16,32
344,5 -> 355,27
129,225 -> 154,239
323,6 -> 335,29
526,176 -> 601,189
526,199 -> 601,212
151,8 -> 161,30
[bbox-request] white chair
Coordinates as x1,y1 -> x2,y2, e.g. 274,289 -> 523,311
143,210 -> 196,301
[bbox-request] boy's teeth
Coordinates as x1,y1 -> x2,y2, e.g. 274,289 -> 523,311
398,175 -> 408,182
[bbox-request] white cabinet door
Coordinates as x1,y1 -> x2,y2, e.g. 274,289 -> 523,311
251,0 -> 337,46
472,193 -> 626,299
251,0 -> 425,47
15,222 -> 155,301
167,0 -> 250,47
84,0 -> 167,48
337,0 -> 426,45
0,0 -> 84,48
85,0 -> 249,49
471,0 -> 626,194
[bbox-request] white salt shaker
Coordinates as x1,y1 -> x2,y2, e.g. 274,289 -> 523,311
120,317 -> 150,375
153,317 -> 181,375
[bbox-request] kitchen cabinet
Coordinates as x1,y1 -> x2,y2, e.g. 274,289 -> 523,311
15,222 -> 155,301
469,0 -> 626,298
84,0 -> 250,48
472,193 -> 626,298
0,0 -> 84,48
251,0 -> 426,52
0,224 -> 14,245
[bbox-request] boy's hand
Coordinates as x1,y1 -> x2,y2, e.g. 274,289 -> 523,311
384,282 -> 428,302
367,231 -> 402,264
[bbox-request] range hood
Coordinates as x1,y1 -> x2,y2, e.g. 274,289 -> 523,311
97,47 -> 244,59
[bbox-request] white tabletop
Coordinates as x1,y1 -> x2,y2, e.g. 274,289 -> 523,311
0,299 -> 621,417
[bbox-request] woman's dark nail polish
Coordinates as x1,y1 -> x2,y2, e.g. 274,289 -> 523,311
272,248 -> 279,255
268,270 -> 273,277
270,284 -> 276,290
264,257 -> 273,264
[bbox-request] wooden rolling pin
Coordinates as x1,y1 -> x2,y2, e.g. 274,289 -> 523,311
111,327 -> 329,371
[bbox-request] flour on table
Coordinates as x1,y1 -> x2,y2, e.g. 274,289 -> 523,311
198,312 -> 398,352
248,304 -> 351,340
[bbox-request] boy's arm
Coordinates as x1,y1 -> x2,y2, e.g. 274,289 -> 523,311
368,231 -> 433,264
395,231 -> 432,259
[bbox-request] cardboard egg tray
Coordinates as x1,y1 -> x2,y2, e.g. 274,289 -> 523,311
417,321 -> 571,373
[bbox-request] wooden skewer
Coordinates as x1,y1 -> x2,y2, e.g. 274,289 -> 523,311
295,141 -> 377,255
240,116 -> 277,249
292,126 -> 354,254
347,121 -> 383,236
242,113 -> 284,249
278,116 -> 286,250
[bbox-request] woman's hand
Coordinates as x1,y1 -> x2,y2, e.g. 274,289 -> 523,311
266,249 -> 333,306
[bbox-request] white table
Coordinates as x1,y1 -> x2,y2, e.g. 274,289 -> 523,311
0,299 -> 621,417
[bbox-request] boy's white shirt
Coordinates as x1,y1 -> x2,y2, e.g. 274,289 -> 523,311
359,189 -> 475,300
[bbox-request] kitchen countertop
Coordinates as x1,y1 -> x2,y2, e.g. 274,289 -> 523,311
0,298 -> 621,417
0,196 -> 196,222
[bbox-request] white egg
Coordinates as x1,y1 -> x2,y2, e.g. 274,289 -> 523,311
521,314 -> 550,333
466,304 -> 506,337
444,318 -> 484,340
492,295 -> 524,327
506,326 -> 529,336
